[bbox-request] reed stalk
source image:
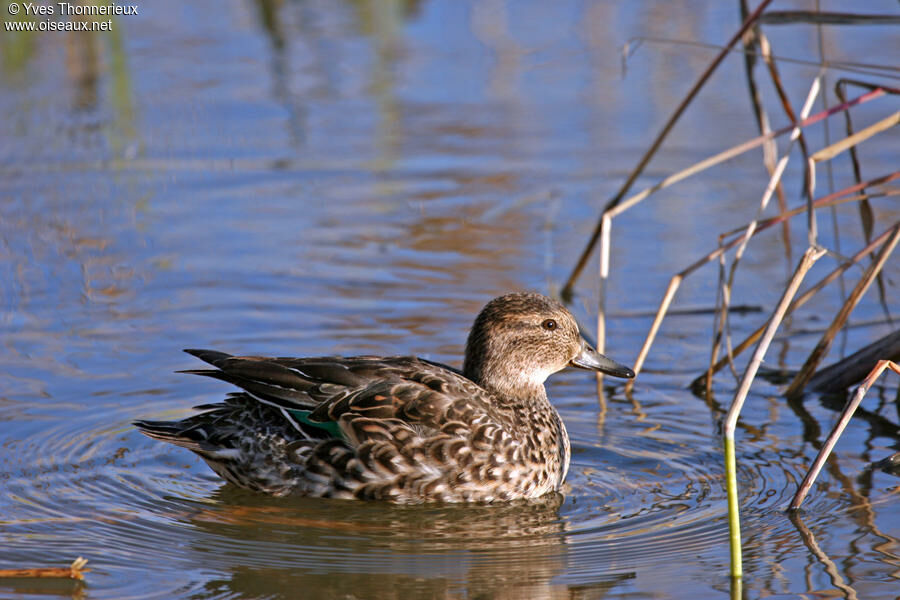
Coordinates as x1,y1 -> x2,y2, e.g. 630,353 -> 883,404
723,246 -> 824,577
789,360 -> 900,510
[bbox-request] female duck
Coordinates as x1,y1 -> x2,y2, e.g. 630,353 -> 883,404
135,293 -> 634,503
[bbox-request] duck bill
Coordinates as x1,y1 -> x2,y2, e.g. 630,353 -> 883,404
570,340 -> 635,379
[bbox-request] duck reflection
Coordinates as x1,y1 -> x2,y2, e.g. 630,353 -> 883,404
180,488 -> 629,599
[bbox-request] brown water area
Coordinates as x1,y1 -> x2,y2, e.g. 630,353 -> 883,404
1,1 -> 899,598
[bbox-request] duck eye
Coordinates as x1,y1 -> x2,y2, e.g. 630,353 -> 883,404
541,319 -> 557,331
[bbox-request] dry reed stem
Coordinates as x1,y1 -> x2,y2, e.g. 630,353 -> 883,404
835,80 -> 899,319
785,226 -> 900,397
597,91 -> 889,386
623,36 -> 900,79
590,213 -> 612,389
759,32 -> 813,240
805,155 -> 819,247
739,0 -> 785,219
0,557 -> 89,581
754,29 -> 792,269
759,32 -> 812,159
723,245 -> 825,578
626,275 -> 680,390
835,79 -> 883,247
601,87 -> 889,224
628,175 -> 897,386
789,360 -> 900,510
759,11 -> 900,25
714,97 -> 899,387
596,88 -> 887,230
717,183 -> 899,239
709,77 -> 821,390
725,246 -> 825,435
691,222 -> 900,388
596,213 -> 611,356
714,247 -> 733,384
601,87 -> 882,223
562,0 -> 774,300
810,111 -> 900,162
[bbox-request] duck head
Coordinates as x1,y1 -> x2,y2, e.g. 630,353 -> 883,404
463,293 -> 634,398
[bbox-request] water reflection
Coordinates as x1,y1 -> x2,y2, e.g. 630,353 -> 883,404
0,580 -> 86,600
179,491 -> 630,600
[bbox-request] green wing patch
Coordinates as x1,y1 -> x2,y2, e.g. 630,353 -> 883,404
288,409 -> 343,439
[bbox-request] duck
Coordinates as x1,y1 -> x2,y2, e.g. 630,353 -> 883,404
134,292 -> 635,503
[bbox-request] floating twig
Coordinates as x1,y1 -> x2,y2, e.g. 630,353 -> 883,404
0,557 -> 90,581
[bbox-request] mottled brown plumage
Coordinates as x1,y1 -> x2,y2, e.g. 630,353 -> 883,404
134,293 -> 634,503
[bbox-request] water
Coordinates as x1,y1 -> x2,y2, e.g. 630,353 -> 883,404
2,1 -> 899,598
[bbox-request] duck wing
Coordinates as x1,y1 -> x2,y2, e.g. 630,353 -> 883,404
181,348 -> 504,442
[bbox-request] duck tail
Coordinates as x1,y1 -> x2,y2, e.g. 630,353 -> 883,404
133,418 -> 208,451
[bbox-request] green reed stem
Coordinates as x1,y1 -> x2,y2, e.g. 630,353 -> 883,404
724,434 -> 742,577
